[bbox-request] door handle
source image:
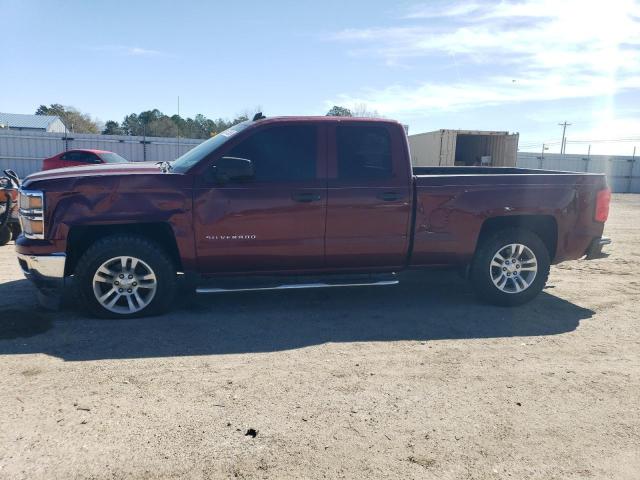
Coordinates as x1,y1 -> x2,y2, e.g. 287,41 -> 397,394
377,192 -> 402,201
292,192 -> 322,203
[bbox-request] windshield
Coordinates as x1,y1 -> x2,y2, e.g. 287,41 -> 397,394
170,121 -> 252,173
98,152 -> 128,164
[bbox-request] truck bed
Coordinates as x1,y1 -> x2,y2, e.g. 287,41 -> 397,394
409,166 -> 608,267
413,166 -> 584,176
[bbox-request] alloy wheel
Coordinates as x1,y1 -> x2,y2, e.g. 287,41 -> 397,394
489,243 -> 538,294
92,256 -> 158,314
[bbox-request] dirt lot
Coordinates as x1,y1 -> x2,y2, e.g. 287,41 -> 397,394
0,195 -> 638,479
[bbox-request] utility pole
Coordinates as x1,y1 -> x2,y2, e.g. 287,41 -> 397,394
539,143 -> 548,169
177,95 -> 180,151
558,121 -> 571,155
628,146 -> 636,193
584,144 -> 592,172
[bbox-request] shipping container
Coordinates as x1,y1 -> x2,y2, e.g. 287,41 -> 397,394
408,129 -> 519,167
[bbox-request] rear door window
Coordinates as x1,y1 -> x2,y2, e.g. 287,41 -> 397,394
227,125 -> 317,182
336,126 -> 392,179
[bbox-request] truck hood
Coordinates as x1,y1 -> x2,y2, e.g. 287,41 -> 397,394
23,162 -> 167,188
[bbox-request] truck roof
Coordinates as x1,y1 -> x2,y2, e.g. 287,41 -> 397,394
256,116 -> 401,125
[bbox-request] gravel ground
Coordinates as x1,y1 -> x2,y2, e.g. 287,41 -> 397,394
0,194 -> 638,480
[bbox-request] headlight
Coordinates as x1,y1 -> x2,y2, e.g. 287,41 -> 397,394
21,218 -> 44,236
18,189 -> 45,239
19,192 -> 43,210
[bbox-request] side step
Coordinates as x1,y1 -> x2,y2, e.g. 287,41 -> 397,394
195,273 -> 398,294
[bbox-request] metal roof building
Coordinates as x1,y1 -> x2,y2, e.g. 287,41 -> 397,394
0,112 -> 66,133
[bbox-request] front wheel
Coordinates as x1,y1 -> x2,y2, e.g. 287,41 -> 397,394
470,227 -> 550,306
74,235 -> 177,318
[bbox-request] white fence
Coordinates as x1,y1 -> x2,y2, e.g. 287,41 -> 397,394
0,130 -> 202,178
1,130 -> 638,193
517,152 -> 639,193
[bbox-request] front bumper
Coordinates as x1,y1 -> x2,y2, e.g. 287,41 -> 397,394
585,237 -> 611,260
17,253 -> 67,290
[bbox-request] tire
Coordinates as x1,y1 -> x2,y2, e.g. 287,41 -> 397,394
0,226 -> 11,246
74,234 -> 177,318
470,227 -> 550,306
9,222 -> 21,240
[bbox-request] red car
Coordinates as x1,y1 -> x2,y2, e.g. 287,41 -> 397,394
42,149 -> 128,170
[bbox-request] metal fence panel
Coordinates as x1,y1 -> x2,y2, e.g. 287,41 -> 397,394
0,157 -> 43,177
516,152 -> 539,169
0,130 -> 203,178
2,131 -> 638,193
517,152 -> 638,193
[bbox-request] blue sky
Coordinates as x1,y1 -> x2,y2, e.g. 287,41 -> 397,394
1,0 -> 639,154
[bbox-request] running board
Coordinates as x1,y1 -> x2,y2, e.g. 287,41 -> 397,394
196,278 -> 398,294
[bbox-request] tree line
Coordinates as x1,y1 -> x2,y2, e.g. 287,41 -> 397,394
35,103 -> 380,139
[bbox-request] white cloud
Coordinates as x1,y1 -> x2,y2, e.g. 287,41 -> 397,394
126,47 -> 161,57
327,74 -> 640,117
327,0 -> 640,116
91,45 -> 163,57
403,2 -> 483,19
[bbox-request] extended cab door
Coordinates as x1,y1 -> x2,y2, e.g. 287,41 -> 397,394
193,122 -> 327,273
325,122 -> 412,269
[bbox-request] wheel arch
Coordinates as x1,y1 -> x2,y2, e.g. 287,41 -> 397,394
476,215 -> 558,261
65,223 -> 182,275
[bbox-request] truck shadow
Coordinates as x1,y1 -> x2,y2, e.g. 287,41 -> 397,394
0,271 -> 594,361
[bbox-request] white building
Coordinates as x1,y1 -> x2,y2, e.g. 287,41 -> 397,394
0,112 -> 66,133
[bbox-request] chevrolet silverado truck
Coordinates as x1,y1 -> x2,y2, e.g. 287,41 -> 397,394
15,115 -> 611,318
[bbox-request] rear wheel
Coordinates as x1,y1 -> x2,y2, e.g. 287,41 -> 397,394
74,235 -> 177,318
470,227 -> 550,306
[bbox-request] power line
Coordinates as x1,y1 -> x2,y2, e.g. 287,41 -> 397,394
566,138 -> 640,144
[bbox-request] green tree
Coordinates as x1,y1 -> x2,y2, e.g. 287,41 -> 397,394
102,120 -> 123,135
105,110 -> 252,139
148,116 -> 178,137
121,114 -> 143,136
326,105 -> 352,117
36,104 -> 100,133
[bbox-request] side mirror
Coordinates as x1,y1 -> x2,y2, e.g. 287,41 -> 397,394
212,157 -> 254,184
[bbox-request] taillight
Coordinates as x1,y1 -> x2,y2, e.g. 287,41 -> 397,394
594,188 -> 611,223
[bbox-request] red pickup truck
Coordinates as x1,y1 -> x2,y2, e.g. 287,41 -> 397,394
16,115 -> 611,318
